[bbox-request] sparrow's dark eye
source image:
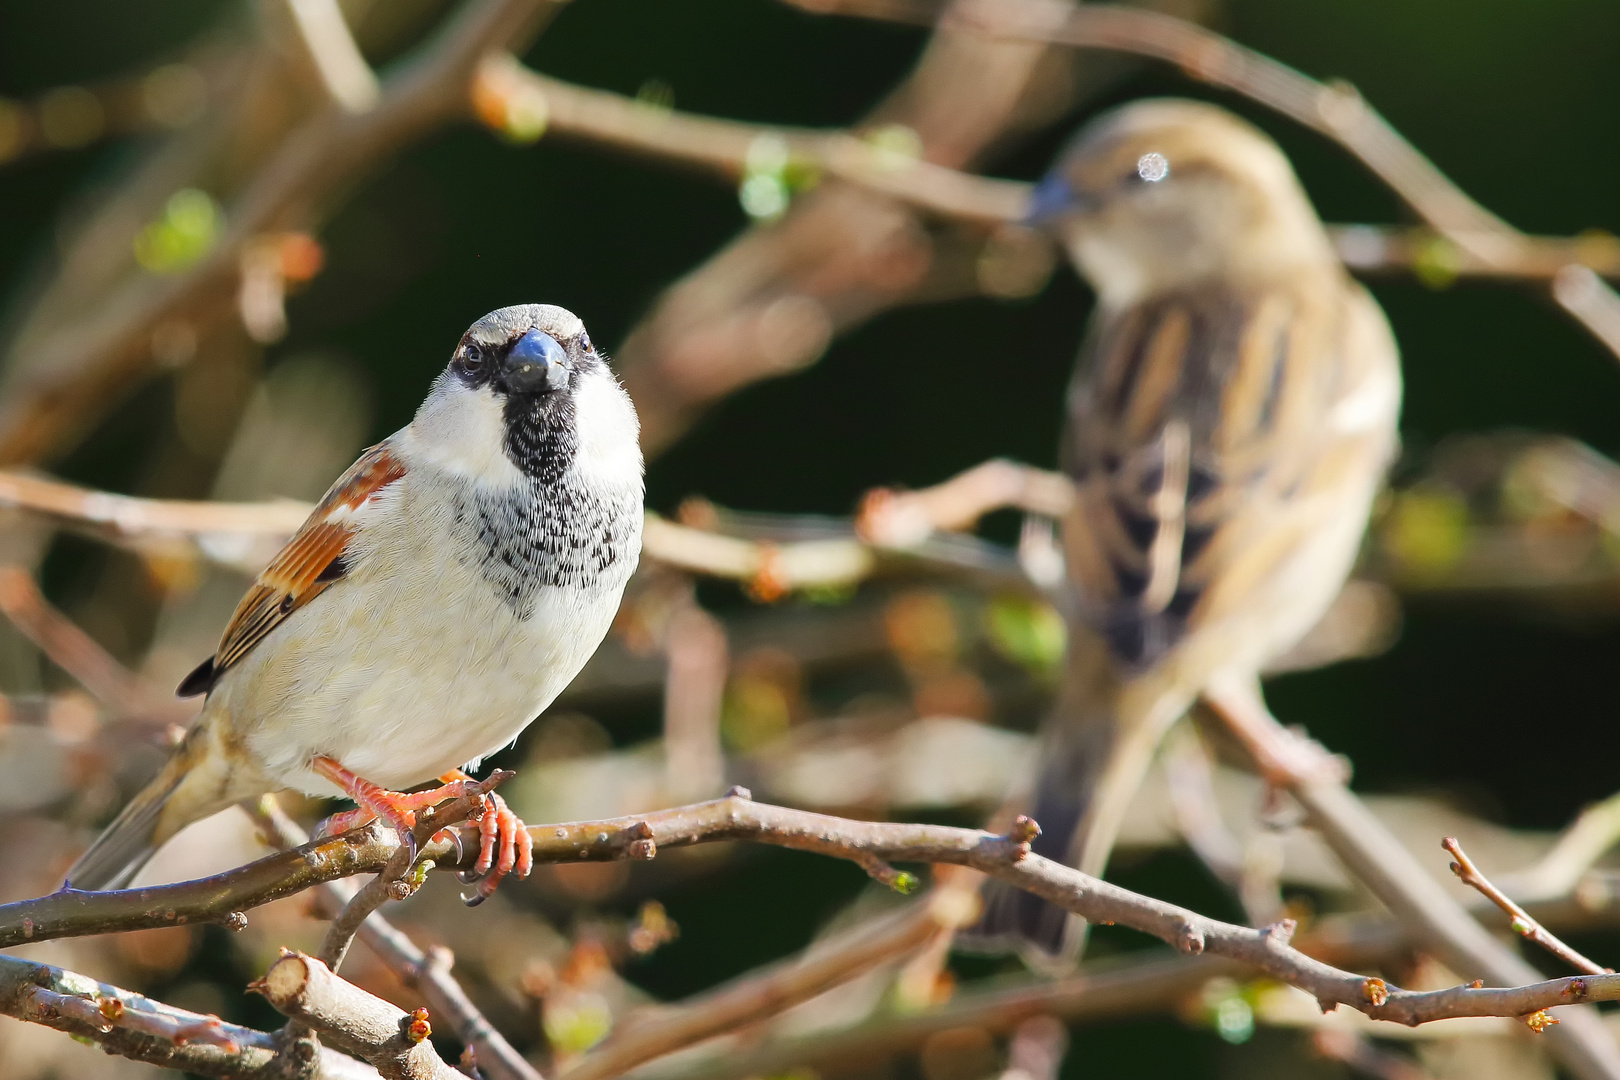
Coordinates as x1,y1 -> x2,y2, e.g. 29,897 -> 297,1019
463,344 -> 485,370
578,333 -> 593,354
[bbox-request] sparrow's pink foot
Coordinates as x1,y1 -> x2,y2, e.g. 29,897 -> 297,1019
312,755 -> 482,863
439,769 -> 534,905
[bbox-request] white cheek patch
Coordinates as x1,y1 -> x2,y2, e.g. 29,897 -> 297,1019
570,370 -> 644,491
401,375 -> 525,488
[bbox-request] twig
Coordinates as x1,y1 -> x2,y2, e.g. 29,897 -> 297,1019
253,797 -> 543,1080
558,900 -> 957,1080
258,951 -> 461,1080
17,794 -> 1620,1031
628,888 -> 1620,1080
1498,789 -> 1620,902
0,952 -> 378,1079
1202,680 -> 1620,1080
0,0 -> 563,467
1444,835 -> 1613,977
784,0 -> 1620,364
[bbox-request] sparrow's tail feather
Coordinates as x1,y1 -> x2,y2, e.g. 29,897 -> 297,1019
66,721 -> 231,891
965,675 -> 1193,965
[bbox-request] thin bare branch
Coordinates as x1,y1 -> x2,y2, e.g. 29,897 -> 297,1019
1202,680 -> 1620,1080
0,0 -> 564,467
559,900 -> 956,1080
1499,788 -> 1620,902
1444,835 -> 1613,977
783,0 -> 1620,363
0,952 -> 378,1079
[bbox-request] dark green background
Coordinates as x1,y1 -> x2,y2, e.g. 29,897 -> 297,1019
3,1 -> 1619,1075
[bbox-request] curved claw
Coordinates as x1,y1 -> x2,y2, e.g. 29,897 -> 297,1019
433,827 -> 466,865
460,888 -> 489,908
457,865 -> 488,885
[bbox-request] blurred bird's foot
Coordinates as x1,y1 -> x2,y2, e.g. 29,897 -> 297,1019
439,769 -> 534,906
311,755 -> 484,864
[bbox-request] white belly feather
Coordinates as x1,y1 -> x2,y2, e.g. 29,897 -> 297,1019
210,441 -> 639,795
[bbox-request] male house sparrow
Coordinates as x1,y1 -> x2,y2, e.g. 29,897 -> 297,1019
68,304 -> 644,899
976,100 -> 1402,957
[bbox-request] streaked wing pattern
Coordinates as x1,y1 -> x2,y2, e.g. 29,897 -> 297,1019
1061,277 -> 1354,668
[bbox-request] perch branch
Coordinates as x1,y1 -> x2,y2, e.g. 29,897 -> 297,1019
0,952 -> 378,1079
253,797 -> 542,1080
15,794 -> 1620,1032
1444,835 -> 1612,977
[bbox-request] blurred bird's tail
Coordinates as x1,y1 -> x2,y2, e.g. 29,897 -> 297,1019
66,721 -> 231,891
963,670 -> 1193,965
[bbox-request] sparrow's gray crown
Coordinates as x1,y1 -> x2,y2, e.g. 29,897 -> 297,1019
452,303 -> 599,398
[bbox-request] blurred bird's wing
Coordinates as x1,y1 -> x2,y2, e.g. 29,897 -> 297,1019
176,442 -> 407,697
1061,274 -> 1397,675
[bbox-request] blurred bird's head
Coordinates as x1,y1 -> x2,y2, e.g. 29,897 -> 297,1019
412,303 -> 641,487
1030,99 -> 1336,304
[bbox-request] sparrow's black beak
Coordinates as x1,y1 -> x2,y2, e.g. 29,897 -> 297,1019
1025,172 -> 1090,226
504,328 -> 570,393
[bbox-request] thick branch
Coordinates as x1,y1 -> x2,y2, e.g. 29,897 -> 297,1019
559,899 -> 955,1080
259,952 -> 460,1080
17,794 -> 1620,1032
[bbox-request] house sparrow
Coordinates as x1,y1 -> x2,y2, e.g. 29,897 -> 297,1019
68,304 -> 644,900
975,100 -> 1402,958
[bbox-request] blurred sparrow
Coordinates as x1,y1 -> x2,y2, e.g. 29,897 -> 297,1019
976,100 -> 1401,957
68,304 -> 644,899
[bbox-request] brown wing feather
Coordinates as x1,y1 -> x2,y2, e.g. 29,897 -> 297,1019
178,443 -> 406,697
1062,275 -> 1350,668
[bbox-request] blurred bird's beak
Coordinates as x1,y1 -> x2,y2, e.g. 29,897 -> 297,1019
505,328 -> 570,393
1025,173 -> 1087,226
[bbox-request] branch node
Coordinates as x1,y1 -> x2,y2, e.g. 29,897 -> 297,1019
1006,815 -> 1041,852
1174,919 -> 1205,954
725,785 -> 753,800
1362,977 -> 1389,1007
218,911 -> 248,932
1565,978 -> 1589,999
1263,918 -> 1298,947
